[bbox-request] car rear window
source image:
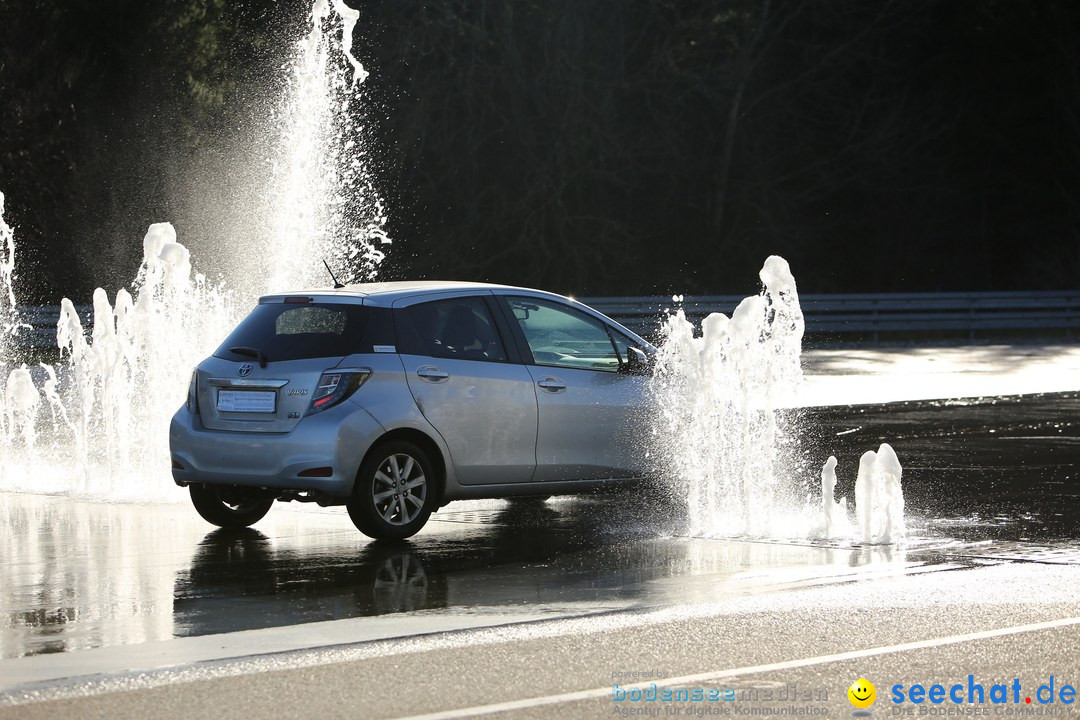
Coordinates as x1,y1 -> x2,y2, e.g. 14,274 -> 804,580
214,303 -> 369,362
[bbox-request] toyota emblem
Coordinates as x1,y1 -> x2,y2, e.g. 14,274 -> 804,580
238,363 -> 253,377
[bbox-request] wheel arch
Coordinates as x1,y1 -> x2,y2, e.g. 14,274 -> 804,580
356,428 -> 448,503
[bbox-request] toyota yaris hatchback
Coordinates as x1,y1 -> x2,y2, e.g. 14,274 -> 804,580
170,282 -> 655,539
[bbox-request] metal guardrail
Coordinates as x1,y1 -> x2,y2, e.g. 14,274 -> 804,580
581,290 -> 1080,343
8,291 -> 1080,349
8,304 -> 92,349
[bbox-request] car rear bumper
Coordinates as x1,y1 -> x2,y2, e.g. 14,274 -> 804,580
169,404 -> 386,497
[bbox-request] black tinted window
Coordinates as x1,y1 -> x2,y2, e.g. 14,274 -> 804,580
404,297 -> 506,361
215,303 -> 368,362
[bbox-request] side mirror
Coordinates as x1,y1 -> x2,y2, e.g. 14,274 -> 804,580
623,346 -> 652,376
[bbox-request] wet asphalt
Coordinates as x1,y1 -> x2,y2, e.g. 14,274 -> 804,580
802,391 -> 1080,542
1,391 -> 1079,717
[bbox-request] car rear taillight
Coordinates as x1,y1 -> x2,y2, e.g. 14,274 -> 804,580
306,369 -> 372,416
186,370 -> 199,414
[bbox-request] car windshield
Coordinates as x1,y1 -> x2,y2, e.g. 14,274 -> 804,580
213,303 -> 369,362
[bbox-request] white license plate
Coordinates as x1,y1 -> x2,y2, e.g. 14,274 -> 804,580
217,390 -> 277,413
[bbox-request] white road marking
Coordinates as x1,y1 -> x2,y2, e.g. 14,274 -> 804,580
394,615 -> 1080,720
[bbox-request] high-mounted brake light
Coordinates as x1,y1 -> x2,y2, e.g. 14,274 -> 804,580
284,296 -> 313,304
305,368 -> 372,416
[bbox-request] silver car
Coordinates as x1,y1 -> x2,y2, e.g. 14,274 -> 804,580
170,281 -> 655,539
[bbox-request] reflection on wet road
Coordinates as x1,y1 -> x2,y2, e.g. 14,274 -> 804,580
1,392 -> 1078,666
0,493 -> 915,660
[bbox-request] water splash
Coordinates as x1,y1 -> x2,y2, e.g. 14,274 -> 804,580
853,443 -> 906,544
0,191 -> 15,444
651,257 -> 906,544
5,365 -> 38,447
0,220 -> 235,500
650,256 -> 806,537
58,225 -> 233,495
812,455 -> 851,540
0,192 -> 16,337
0,1 -> 388,500
266,0 -> 389,293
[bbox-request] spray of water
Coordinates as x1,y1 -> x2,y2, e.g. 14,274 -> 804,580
651,256 -> 906,543
0,192 -> 16,336
651,256 -> 806,537
813,455 -> 852,540
0,2 -> 387,500
0,219 -> 235,500
853,443 -> 906,544
266,0 -> 390,293
0,191 -> 27,446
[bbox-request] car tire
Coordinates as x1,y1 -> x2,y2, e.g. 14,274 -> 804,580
189,484 -> 274,529
348,441 -> 437,540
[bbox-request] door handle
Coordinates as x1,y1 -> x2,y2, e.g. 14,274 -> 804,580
537,378 -> 566,392
417,366 -> 449,382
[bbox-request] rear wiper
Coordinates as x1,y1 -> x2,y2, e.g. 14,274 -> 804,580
230,346 -> 268,368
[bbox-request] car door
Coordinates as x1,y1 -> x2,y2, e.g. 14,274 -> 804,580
497,295 -> 648,482
394,293 -> 538,485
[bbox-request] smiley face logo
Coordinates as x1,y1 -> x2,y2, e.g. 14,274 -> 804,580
848,678 -> 876,708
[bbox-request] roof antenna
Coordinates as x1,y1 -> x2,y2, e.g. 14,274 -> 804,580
322,259 -> 346,289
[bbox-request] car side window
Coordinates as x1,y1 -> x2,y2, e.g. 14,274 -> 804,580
506,297 -> 620,372
608,328 -> 640,365
404,296 -> 507,362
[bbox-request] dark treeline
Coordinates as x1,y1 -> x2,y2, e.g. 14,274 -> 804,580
1,0 -> 1078,302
